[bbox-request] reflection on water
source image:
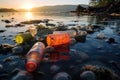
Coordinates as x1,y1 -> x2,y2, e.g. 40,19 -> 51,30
25,12 -> 33,20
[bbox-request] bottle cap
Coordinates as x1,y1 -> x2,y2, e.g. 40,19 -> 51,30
26,61 -> 37,72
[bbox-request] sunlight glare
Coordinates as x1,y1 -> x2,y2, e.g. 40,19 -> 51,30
25,12 -> 33,20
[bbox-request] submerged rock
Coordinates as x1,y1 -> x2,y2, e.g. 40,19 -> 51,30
96,33 -> 106,39
50,65 -> 60,74
11,70 -> 33,80
15,24 -> 25,27
21,20 -> 42,24
53,72 -> 71,80
4,20 -> 11,23
80,71 -> 96,80
0,43 -> 14,54
12,46 -> 23,54
5,24 -> 14,28
82,65 -> 120,80
0,30 -> 6,33
107,38 -> 116,44
75,31 -> 87,42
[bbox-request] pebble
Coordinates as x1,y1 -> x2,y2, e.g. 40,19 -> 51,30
11,70 -> 33,80
80,71 -> 96,80
70,38 -> 76,45
107,38 -> 116,44
50,65 -> 60,74
12,46 -> 23,54
0,30 -> 6,33
5,24 -> 14,28
53,72 -> 71,80
96,33 -> 106,39
75,31 -> 87,42
0,64 -> 3,72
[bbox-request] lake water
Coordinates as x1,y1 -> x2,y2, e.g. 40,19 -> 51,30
0,12 -> 120,79
0,12 -> 120,45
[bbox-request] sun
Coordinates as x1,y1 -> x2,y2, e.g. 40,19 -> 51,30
24,4 -> 33,10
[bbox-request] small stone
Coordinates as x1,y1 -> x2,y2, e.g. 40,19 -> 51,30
96,33 -> 106,39
80,71 -> 96,80
107,38 -> 116,44
70,38 -> 76,45
11,70 -> 33,80
50,65 -> 60,74
5,24 -> 14,28
4,20 -> 11,23
0,64 -> 3,72
0,30 -> 6,33
12,46 -> 23,54
53,72 -> 71,80
3,57 -> 12,63
75,31 -> 87,42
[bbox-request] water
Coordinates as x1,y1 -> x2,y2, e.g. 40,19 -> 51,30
0,12 -> 120,78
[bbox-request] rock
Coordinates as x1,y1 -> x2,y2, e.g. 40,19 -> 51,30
0,30 -> 6,33
0,43 -> 14,54
46,23 -> 56,27
80,71 -> 96,80
45,46 -> 55,53
96,33 -> 106,39
5,24 -> 14,28
12,46 -> 23,54
50,65 -> 60,74
15,24 -> 25,27
21,20 -> 42,24
11,70 -> 33,80
70,38 -> 76,45
0,64 -> 3,72
75,31 -> 87,42
3,57 -> 12,63
4,20 -> 11,23
107,38 -> 116,44
53,72 -> 71,80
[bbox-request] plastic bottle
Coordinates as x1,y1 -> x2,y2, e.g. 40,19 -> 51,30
53,30 -> 77,38
26,42 -> 45,72
15,32 -> 33,44
46,33 -> 70,47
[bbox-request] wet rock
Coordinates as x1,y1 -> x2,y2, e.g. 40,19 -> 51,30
11,70 -> 33,80
55,26 -> 68,31
21,20 -> 42,24
80,71 -> 96,80
45,46 -> 55,53
96,33 -> 106,39
75,31 -> 87,42
4,20 -> 11,23
15,24 -> 25,27
3,57 -> 12,63
0,64 -> 3,72
70,38 -> 76,45
0,30 -> 6,33
5,24 -> 14,28
50,65 -> 60,74
12,46 -> 23,54
46,23 -> 56,27
109,61 -> 120,71
53,72 -> 71,80
107,38 -> 116,44
0,43 -> 14,54
82,65 -> 120,80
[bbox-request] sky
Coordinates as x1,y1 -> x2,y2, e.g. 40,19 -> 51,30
0,0 -> 90,9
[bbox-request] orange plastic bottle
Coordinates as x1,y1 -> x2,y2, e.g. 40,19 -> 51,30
46,33 -> 70,47
26,42 -> 45,72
